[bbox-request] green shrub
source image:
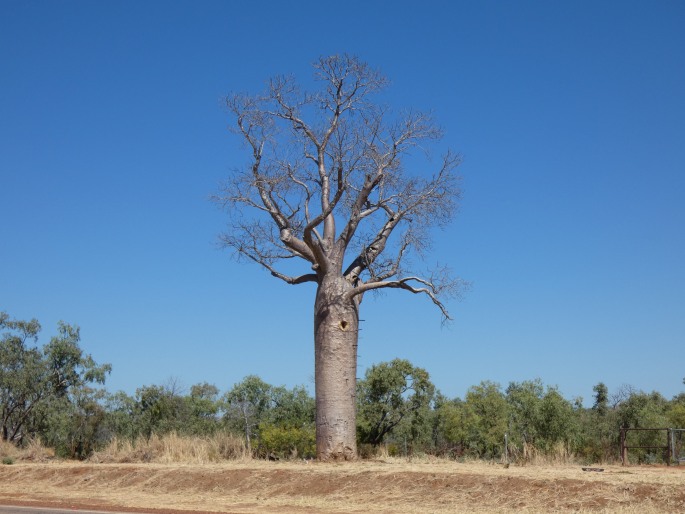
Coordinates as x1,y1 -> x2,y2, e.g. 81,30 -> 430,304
258,424 -> 315,459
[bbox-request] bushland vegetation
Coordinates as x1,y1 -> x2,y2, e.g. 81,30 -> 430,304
2,312 -> 684,464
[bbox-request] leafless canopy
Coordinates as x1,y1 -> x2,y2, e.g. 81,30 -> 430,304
216,55 -> 463,319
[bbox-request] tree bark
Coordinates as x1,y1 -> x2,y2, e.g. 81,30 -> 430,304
314,275 -> 359,460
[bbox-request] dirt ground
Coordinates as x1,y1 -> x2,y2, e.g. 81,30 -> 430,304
1,460 -> 684,514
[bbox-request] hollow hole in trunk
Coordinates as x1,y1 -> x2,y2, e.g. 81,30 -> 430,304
339,320 -> 348,330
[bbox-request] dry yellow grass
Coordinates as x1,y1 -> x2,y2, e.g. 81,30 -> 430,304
1,458 -> 684,513
90,431 -> 249,464
0,437 -> 54,462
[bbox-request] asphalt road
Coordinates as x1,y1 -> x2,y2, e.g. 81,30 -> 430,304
0,507 -> 145,514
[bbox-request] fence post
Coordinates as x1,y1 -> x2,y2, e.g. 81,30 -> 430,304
504,433 -> 508,465
620,429 -> 627,466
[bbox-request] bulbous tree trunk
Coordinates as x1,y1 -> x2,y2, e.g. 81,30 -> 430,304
314,275 -> 359,460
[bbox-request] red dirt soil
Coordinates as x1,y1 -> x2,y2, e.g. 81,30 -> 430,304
1,461 -> 684,513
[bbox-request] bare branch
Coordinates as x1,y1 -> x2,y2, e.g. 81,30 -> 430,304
270,271 -> 319,285
357,277 -> 449,319
218,55 -> 463,317
232,234 -> 317,286
345,270 -> 466,321
342,149 -> 461,283
218,223 -> 320,285
366,233 -> 412,282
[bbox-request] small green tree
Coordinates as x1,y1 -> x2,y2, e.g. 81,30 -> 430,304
134,383 -> 188,439
616,391 -> 668,429
578,382 -> 616,463
222,375 -> 273,453
592,382 -> 609,417
259,385 -> 315,458
39,385 -> 108,459
356,359 -> 435,450
506,379 -> 544,451
433,396 -> 479,457
0,312 -> 110,446
0,313 -> 43,443
536,387 -> 578,453
667,392 -> 685,428
185,382 -> 221,436
506,379 -> 579,457
463,381 -> 508,458
269,385 -> 315,428
103,390 -> 138,442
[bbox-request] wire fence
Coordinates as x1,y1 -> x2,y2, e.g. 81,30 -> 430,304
671,428 -> 685,464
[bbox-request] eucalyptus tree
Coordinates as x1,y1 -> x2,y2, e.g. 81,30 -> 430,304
216,55 -> 462,460
0,312 -> 110,445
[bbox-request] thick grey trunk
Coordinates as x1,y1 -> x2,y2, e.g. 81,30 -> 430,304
314,275 -> 359,460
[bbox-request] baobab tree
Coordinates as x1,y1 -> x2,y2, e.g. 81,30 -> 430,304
216,55 -> 462,460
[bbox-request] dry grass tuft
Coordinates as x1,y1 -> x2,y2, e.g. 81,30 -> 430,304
508,441 -> 578,466
0,438 -> 54,462
0,440 -> 17,463
90,431 -> 249,464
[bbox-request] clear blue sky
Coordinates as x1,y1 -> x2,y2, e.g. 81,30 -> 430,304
2,0 -> 683,404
